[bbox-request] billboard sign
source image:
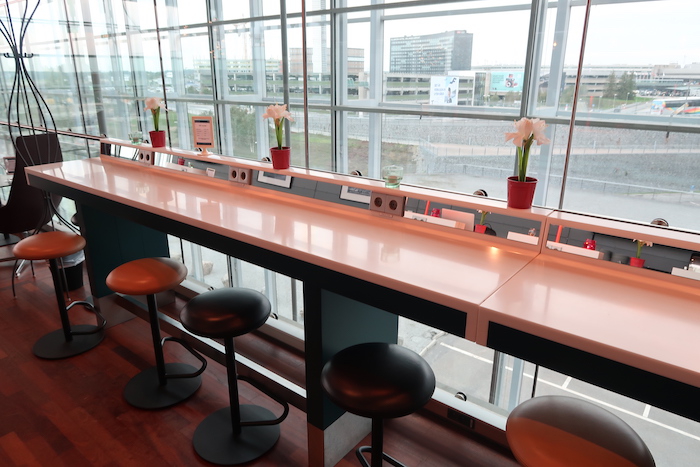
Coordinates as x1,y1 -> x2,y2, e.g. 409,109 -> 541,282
490,72 -> 523,92
430,76 -> 459,105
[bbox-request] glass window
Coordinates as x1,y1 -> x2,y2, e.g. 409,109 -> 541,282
3,2 -> 700,463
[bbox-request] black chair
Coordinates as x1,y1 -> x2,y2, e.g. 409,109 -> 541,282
506,395 -> 655,467
321,342 -> 436,467
180,288 -> 289,465
0,133 -> 64,294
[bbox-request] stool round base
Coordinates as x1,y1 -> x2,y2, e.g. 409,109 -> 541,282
193,405 -> 280,465
124,363 -> 202,409
32,325 -> 105,360
357,445 -> 406,467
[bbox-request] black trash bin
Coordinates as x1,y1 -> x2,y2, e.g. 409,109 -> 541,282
59,251 -> 85,291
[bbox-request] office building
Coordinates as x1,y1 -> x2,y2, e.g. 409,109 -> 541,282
390,30 -> 474,74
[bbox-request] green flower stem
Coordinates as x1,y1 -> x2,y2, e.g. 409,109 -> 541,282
480,211 -> 488,225
636,240 -> 643,258
151,108 -> 161,132
517,134 -> 535,182
275,117 -> 285,149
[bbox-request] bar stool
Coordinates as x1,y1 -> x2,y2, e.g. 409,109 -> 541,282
321,342 -> 436,467
506,395 -> 655,467
180,288 -> 289,465
13,230 -> 106,359
106,257 -> 206,409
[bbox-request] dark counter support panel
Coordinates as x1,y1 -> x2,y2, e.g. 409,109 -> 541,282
487,322 -> 700,423
304,286 -> 407,466
304,287 -> 400,430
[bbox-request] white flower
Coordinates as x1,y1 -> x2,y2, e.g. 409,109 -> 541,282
144,97 -> 165,111
633,239 -> 653,248
262,103 -> 293,123
505,117 -> 551,147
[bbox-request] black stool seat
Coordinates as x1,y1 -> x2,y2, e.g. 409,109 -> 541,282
322,342 -> 435,419
322,342 -> 435,467
507,395 -> 655,467
180,288 -> 289,465
180,288 -> 271,338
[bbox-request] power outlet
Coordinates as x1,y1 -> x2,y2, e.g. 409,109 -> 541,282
137,149 -> 155,165
228,167 -> 252,185
369,191 -> 405,216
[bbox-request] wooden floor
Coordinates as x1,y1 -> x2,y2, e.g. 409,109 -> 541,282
0,256 -> 520,466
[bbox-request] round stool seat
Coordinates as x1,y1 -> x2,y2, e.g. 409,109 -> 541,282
14,231 -> 86,260
181,288 -> 271,339
179,288 -> 286,465
106,257 -> 186,296
507,395 -> 655,467
322,342 -> 435,419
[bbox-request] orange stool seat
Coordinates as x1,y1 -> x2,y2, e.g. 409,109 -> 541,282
106,257 -> 187,296
13,231 -> 106,359
106,257 -> 205,409
13,230 -> 86,260
506,395 -> 655,467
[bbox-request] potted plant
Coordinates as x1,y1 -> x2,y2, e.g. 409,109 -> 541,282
631,239 -> 652,267
504,117 -> 550,208
475,210 -> 489,234
263,104 -> 294,169
144,97 -> 168,147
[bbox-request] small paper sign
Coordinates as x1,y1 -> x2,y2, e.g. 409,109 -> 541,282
191,116 -> 214,155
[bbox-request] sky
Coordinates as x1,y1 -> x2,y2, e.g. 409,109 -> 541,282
8,0 -> 700,71
370,0 -> 700,68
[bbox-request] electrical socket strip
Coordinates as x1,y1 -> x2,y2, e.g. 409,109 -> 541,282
369,191 -> 406,216
228,167 -> 252,185
137,149 -> 155,165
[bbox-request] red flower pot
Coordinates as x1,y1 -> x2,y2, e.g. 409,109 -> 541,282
507,176 -> 537,209
270,147 -> 291,169
475,224 -> 487,234
149,130 -> 166,147
629,257 -> 646,268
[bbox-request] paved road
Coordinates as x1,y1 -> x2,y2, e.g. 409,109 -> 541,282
410,329 -> 700,467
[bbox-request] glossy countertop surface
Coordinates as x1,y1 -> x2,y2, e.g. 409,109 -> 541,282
27,158 -> 538,340
478,255 -> 700,387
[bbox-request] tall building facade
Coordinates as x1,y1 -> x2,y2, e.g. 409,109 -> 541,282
390,30 -> 473,74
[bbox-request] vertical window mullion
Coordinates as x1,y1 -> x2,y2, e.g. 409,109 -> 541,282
280,0 -> 291,151
367,2 -> 384,179
252,0 -> 268,161
333,1 -> 349,174
529,0 -> 561,207
209,0 -> 229,153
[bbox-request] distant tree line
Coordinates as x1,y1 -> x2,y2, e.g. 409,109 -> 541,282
603,72 -> 636,100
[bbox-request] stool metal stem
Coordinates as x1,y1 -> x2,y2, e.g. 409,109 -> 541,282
146,293 -> 167,386
224,337 -> 242,436
371,418 -> 383,467
32,254 -> 105,360
48,258 -> 73,342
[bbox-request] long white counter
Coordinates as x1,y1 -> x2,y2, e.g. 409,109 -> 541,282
25,153 -> 700,464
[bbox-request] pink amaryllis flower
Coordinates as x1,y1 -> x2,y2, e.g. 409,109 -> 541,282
263,104 -> 294,149
505,117 -> 551,182
144,97 -> 168,132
